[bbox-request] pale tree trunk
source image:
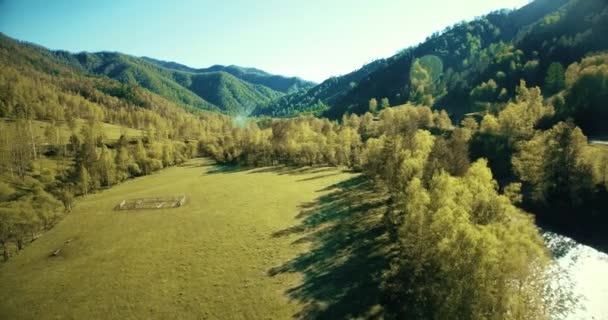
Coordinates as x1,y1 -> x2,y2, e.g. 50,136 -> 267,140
6,129 -> 14,178
28,119 -> 37,160
55,127 -> 61,171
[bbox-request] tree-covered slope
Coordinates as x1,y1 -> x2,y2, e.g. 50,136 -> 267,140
252,59 -> 387,117
257,0 -> 607,120
142,58 -> 316,94
0,34 -> 309,115
201,65 -> 316,94
188,71 -> 282,114
69,52 -> 289,114
71,52 -> 220,111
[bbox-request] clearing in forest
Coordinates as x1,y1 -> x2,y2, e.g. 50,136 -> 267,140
0,158 -> 391,319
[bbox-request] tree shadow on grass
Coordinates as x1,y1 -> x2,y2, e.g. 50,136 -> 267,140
205,161 -> 343,177
269,176 -> 394,319
296,173 -> 343,182
249,166 -> 338,176
205,163 -> 247,174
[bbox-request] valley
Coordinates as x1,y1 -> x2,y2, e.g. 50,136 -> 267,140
1,0 -> 607,318
0,159 -> 358,319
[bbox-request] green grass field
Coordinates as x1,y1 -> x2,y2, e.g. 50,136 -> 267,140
0,158 -> 392,319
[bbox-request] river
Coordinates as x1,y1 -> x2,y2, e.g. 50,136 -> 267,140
544,232 -> 608,319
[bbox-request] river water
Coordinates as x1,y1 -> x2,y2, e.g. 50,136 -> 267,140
544,232 -> 608,320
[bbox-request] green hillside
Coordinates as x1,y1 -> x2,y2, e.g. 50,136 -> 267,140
188,71 -> 282,114
0,34 -> 311,115
258,0 -> 608,120
142,58 -> 316,94
1,1 -> 608,318
71,51 -> 220,111
252,59 -> 387,117
200,65 -> 316,94
69,51 -> 286,114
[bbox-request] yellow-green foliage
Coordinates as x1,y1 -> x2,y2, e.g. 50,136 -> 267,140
0,158 -> 355,319
496,80 -> 554,143
560,53 -> 608,133
387,160 -> 553,319
513,121 -> 596,205
585,144 -> 608,189
196,101 -> 569,318
1,118 -> 143,145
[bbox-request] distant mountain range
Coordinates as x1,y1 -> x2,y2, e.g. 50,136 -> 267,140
0,34 -> 315,115
1,0 -> 606,119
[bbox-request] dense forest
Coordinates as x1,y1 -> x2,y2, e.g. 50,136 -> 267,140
1,0 -> 608,318
0,33 -> 314,115
257,0 -> 608,123
197,78 -> 607,318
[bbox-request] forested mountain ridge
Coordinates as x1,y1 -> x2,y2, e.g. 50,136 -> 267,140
68,51 -> 290,114
0,33 -> 312,115
0,26 -> 239,262
252,58 -> 387,117
258,0 -> 608,121
2,1 -> 608,317
142,57 -> 316,94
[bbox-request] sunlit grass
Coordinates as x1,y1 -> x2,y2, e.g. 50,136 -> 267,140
0,158 -> 355,319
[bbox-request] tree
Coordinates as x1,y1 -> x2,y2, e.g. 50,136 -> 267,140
561,54 -> 608,134
116,144 -> 141,179
6,120 -> 33,179
133,140 -> 149,174
97,145 -> 116,187
55,188 -> 74,212
513,121 -> 595,207
409,55 -> 443,106
461,117 -> 478,131
368,98 -> 378,113
384,160 -> 558,319
32,186 -> 61,230
433,110 -> 452,130
470,79 -> 498,111
77,165 -> 91,196
380,98 -> 390,111
544,62 -> 565,95
0,207 -> 16,261
497,80 -> 554,144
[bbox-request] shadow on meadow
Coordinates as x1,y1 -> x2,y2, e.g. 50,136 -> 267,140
205,162 -> 342,176
204,163 -> 246,174
268,176 -> 395,319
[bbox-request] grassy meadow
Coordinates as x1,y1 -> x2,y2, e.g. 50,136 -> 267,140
0,158 -> 392,319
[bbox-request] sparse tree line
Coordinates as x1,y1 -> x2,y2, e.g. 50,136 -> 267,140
0,65 -> 209,140
0,118 -> 198,262
197,79 -> 606,318
0,60 -> 215,261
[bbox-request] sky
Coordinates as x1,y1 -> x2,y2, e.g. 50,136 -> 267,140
0,0 -> 530,82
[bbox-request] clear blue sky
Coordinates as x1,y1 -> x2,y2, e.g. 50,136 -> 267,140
0,0 -> 529,82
